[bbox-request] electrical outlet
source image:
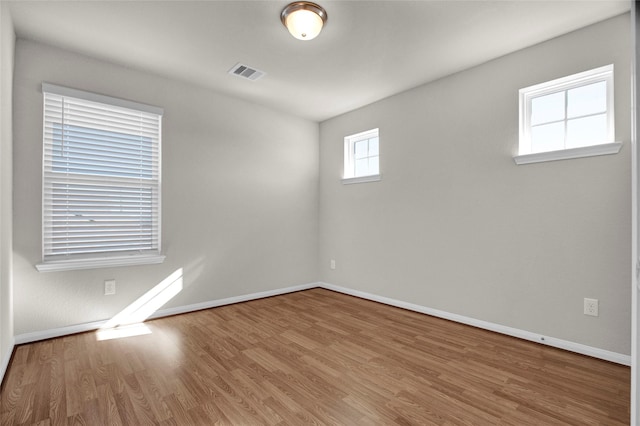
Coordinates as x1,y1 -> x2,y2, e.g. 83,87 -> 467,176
330,259 -> 336,270
104,279 -> 116,295
584,298 -> 598,316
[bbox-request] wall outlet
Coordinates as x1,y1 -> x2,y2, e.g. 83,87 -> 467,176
104,279 -> 116,295
330,259 -> 336,270
584,298 -> 598,316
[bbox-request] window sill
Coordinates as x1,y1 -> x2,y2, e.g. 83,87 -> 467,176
342,174 -> 382,185
513,142 -> 622,165
36,254 -> 166,272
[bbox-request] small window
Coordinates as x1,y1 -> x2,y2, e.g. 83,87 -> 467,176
515,65 -> 621,165
342,128 -> 380,184
37,83 -> 165,271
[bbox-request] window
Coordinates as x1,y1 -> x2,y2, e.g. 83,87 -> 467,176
37,83 -> 164,272
342,128 -> 380,184
515,64 -> 621,165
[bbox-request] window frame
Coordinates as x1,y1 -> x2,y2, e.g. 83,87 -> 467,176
36,83 -> 165,272
342,128 -> 381,184
514,64 -> 621,165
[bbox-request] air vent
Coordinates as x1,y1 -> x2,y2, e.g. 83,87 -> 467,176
228,63 -> 266,81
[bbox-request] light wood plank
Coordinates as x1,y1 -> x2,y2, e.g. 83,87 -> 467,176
0,288 -> 630,424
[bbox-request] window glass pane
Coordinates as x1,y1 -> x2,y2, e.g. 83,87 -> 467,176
566,114 -> 608,149
567,81 -> 606,119
344,128 -> 379,180
531,91 -> 565,125
369,156 -> 379,175
531,122 -> 565,153
368,137 -> 379,156
355,158 -> 369,176
53,124 -> 153,179
354,140 -> 368,159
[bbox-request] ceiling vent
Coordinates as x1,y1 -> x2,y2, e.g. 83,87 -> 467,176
228,63 -> 266,81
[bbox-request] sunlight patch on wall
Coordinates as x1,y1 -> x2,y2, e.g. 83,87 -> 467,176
97,268 -> 183,341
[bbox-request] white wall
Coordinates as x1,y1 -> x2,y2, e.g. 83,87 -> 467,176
12,39 -> 319,335
319,14 -> 631,355
0,2 -> 15,378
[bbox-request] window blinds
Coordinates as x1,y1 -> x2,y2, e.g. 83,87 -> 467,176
42,84 -> 163,261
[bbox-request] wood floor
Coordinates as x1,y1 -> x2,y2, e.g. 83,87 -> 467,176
0,288 -> 630,425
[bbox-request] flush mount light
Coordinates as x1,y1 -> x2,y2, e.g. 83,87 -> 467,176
281,1 -> 327,41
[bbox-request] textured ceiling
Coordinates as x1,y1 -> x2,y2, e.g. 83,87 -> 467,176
7,0 -> 631,122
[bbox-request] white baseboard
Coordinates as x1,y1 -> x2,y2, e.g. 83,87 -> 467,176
0,337 -> 15,385
11,281 -> 630,367
15,318 -> 109,345
318,282 -> 631,366
14,282 -> 318,345
148,282 -> 318,320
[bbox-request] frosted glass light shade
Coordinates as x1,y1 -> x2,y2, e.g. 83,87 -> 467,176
281,2 -> 327,41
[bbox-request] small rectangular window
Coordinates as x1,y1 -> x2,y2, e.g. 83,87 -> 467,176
37,83 -> 165,271
343,128 -> 380,184
515,65 -> 621,165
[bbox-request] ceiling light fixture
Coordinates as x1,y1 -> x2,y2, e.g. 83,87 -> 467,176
281,1 -> 327,41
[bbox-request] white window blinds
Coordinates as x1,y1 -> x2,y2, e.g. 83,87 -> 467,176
41,83 -> 163,267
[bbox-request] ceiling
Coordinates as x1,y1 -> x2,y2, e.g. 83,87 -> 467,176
6,0 -> 631,122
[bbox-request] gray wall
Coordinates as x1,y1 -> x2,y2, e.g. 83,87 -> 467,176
319,14 -> 631,355
12,39 -> 319,335
0,2 -> 15,371
8,13 -> 633,358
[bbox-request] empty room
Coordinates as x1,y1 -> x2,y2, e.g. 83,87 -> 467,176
1,0 -> 639,424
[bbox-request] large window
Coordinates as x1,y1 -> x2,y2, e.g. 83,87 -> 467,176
37,83 -> 164,271
343,128 -> 380,184
515,65 -> 621,165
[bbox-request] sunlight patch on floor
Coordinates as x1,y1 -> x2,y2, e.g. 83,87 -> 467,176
97,323 -> 152,341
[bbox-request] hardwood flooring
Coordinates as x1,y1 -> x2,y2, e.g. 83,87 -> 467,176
0,288 -> 630,425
